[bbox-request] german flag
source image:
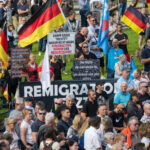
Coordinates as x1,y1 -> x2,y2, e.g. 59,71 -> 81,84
147,0 -> 150,9
3,84 -> 9,102
18,0 -> 66,48
121,6 -> 147,34
0,25 -> 8,69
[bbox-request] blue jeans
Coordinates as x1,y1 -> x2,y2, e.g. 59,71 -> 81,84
118,2 -> 127,20
38,36 -> 47,51
80,10 -> 88,27
107,69 -> 115,79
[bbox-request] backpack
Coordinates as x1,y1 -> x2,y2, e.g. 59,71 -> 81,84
43,140 -> 53,150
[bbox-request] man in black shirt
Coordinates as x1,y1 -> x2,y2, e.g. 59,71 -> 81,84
75,27 -> 91,52
141,38 -> 150,73
114,24 -> 130,62
137,81 -> 150,107
96,82 -> 109,109
81,89 -> 98,118
109,104 -> 125,132
82,43 -> 97,59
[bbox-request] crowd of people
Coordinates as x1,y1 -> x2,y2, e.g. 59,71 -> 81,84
0,0 -> 150,149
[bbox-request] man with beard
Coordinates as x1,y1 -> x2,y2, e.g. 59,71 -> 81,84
109,104 -> 125,132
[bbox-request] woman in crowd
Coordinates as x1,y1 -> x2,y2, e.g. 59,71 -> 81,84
67,115 -> 83,139
26,53 -> 38,81
67,139 -> 79,150
139,123 -> 150,147
50,55 -> 65,81
114,54 -> 130,79
20,108 -> 33,150
78,117 -> 90,148
38,59 -> 54,81
4,117 -> 20,150
104,132 -> 115,150
39,127 -> 60,150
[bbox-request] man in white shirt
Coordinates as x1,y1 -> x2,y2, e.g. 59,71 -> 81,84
84,116 -> 102,150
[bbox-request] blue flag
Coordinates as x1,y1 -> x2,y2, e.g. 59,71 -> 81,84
97,0 -> 109,54
129,57 -> 137,79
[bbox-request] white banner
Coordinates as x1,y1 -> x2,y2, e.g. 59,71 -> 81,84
47,32 -> 75,55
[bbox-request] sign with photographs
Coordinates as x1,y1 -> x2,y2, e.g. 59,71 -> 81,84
11,48 -> 30,78
47,32 -> 75,55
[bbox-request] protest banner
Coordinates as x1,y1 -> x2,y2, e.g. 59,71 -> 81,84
72,60 -> 100,80
19,79 -> 116,111
11,48 -> 30,78
47,32 -> 75,55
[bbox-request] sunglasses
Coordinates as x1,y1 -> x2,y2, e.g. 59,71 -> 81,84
39,112 -> 46,115
92,20 -> 96,21
143,86 -> 148,88
83,46 -> 88,48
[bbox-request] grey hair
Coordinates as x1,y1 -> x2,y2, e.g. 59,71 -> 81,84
15,97 -> 24,104
104,132 -> 114,143
128,116 -> 138,126
45,112 -> 55,124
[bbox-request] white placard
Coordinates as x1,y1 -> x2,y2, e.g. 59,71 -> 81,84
47,32 -> 75,55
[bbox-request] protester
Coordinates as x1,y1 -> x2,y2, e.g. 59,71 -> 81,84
127,92 -> 143,121
122,116 -> 141,149
84,116 -> 102,150
9,97 -> 24,120
137,81 -> 150,107
64,10 -> 79,33
116,68 -> 135,92
31,106 -> 46,146
81,43 -> 97,59
26,53 -> 38,81
67,114 -> 83,138
50,55 -> 65,80
20,108 -> 33,150
109,104 -> 125,132
104,132 -> 115,150
89,29 -> 105,78
141,38 -> 150,73
39,127 -> 60,150
4,117 -> 20,150
139,123 -> 150,147
75,27 -> 90,52
79,0 -> 90,27
78,117 -> 90,148
114,24 -> 130,62
81,89 -> 98,117
67,137 -> 79,150
57,106 -> 72,137
107,38 -> 124,78
114,82 -> 130,107
60,0 -> 73,18
141,103 -> 150,123
114,54 -> 130,79
97,104 -> 108,120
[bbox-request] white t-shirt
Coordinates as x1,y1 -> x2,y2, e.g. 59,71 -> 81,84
141,137 -> 150,147
20,120 -> 33,144
84,126 -> 102,150
88,25 -> 99,38
109,23 -> 117,40
90,0 -> 103,12
4,130 -> 19,150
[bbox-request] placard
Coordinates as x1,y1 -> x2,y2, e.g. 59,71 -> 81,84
72,60 -> 100,80
19,79 -> 117,110
11,48 -> 30,78
47,32 -> 75,55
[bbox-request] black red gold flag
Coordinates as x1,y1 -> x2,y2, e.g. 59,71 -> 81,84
19,0 -> 66,47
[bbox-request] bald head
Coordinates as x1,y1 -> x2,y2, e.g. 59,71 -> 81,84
112,38 -> 119,48
80,27 -> 88,36
121,82 -> 127,93
144,103 -> 150,116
